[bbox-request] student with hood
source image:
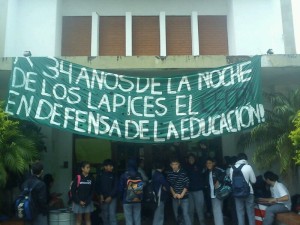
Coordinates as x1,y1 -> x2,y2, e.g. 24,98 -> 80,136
119,158 -> 144,225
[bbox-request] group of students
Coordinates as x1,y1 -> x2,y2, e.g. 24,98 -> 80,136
20,153 -> 291,225
69,153 -> 291,225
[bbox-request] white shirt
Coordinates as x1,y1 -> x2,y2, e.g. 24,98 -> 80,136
271,181 -> 291,210
229,159 -> 256,194
209,171 -> 216,198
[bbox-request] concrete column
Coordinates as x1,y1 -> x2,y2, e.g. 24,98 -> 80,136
226,0 -> 236,55
0,0 -> 9,57
292,0 -> 300,53
91,12 -> 100,57
54,0 -> 62,56
159,11 -> 166,56
191,11 -> 199,56
126,12 -> 132,56
280,0 -> 296,54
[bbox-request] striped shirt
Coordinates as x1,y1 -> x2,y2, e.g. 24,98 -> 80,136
167,169 -> 189,199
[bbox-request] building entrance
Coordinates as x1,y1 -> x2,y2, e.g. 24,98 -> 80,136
73,135 -> 223,178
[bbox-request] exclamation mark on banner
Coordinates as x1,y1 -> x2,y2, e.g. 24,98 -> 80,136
259,104 -> 265,122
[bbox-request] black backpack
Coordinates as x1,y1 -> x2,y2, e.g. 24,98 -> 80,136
143,181 -> 162,210
232,164 -> 250,198
143,181 -> 155,203
15,179 -> 40,221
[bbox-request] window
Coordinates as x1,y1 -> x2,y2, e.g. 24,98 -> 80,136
198,16 -> 229,55
99,16 -> 125,56
132,16 -> 160,56
61,16 -> 92,56
166,16 -> 192,55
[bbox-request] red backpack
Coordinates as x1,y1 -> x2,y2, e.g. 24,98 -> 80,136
68,175 -> 81,203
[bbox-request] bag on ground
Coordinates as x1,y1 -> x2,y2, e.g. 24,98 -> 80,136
15,180 -> 39,221
232,164 -> 250,198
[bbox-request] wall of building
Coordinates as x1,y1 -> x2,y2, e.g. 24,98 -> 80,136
61,0 -> 227,16
2,0 -> 289,57
40,127 -> 73,204
228,0 -> 285,55
4,0 -> 61,57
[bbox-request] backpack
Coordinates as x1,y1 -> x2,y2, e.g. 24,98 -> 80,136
125,174 -> 144,203
15,179 -> 40,221
68,175 -> 81,203
215,175 -> 232,200
143,181 -> 161,209
232,164 -> 250,198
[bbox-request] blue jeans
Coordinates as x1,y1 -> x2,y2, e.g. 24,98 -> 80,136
263,204 -> 289,225
189,191 -> 206,225
212,198 -> 224,225
172,198 -> 192,225
235,194 -> 255,225
152,202 -> 165,225
101,198 -> 118,225
123,203 -> 141,225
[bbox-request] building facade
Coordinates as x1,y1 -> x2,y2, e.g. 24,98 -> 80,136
0,0 -> 299,200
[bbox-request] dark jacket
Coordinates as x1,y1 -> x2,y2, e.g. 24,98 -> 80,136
204,167 -> 226,195
95,171 -> 118,199
119,168 -> 143,204
152,170 -> 170,202
71,174 -> 94,205
21,175 -> 48,215
185,162 -> 205,191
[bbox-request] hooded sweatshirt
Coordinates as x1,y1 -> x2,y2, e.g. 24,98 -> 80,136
119,161 -> 144,204
185,162 -> 205,191
229,159 -> 256,194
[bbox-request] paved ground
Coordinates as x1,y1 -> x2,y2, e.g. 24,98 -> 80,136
117,216 -> 231,225
116,203 -> 233,225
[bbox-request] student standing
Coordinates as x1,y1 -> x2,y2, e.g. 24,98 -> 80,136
229,153 -> 256,225
21,161 -> 48,225
258,171 -> 291,225
71,161 -> 94,225
119,158 -> 144,225
95,159 -> 118,225
205,157 -> 226,225
152,161 -> 170,225
167,158 -> 192,225
185,153 -> 206,225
